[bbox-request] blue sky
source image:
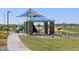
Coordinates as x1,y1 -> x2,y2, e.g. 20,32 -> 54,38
0,8 -> 79,24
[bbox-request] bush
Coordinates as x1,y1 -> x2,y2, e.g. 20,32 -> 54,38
0,33 -> 8,39
0,42 -> 7,46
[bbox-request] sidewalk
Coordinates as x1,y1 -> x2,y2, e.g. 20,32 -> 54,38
7,33 -> 31,51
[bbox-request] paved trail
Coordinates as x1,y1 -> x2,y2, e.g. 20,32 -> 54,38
7,33 -> 31,51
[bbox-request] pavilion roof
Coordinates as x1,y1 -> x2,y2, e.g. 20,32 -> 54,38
18,8 -> 55,22
18,8 -> 43,17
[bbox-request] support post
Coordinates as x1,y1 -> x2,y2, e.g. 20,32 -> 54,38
7,11 -> 11,34
49,22 -> 54,35
29,22 -> 33,35
44,22 -> 48,34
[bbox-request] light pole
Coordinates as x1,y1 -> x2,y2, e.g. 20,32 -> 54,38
7,11 -> 11,34
3,14 -> 5,30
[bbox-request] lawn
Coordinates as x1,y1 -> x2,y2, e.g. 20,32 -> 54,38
20,36 -> 79,51
55,26 -> 79,36
62,27 -> 79,35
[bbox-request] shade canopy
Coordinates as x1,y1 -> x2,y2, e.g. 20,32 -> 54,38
18,8 -> 55,22
18,8 -> 43,17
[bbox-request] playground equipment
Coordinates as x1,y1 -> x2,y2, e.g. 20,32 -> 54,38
17,23 -> 38,33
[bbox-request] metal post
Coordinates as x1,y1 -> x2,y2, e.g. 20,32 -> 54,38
4,14 -> 5,25
7,11 -> 11,34
27,17 -> 29,36
27,8 -> 32,37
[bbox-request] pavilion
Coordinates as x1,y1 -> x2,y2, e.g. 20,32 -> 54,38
18,8 -> 55,35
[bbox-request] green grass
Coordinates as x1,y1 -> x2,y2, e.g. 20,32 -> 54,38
55,26 -> 79,36
62,27 -> 79,35
20,36 -> 79,51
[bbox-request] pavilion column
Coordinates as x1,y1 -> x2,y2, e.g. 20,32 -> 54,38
25,21 -> 33,35
44,22 -> 48,34
24,22 -> 28,34
29,22 -> 33,35
23,23 -> 25,33
49,22 -> 54,35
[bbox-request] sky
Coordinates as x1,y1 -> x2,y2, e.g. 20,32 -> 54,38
0,8 -> 79,24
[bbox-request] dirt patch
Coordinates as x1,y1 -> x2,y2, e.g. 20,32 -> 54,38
0,39 -> 7,42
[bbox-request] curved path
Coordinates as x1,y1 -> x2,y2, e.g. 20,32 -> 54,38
7,33 -> 31,51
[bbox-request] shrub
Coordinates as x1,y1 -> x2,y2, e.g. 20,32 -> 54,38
0,42 -> 7,46
0,33 -> 8,39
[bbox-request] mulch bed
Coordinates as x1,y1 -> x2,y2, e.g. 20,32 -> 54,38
0,39 -> 7,42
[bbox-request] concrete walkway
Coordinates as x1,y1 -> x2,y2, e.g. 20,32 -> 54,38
7,33 -> 31,51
